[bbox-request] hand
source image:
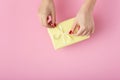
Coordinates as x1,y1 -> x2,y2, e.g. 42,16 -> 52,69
38,0 -> 56,28
70,10 -> 95,36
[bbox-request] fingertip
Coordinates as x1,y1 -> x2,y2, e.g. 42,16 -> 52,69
81,31 -> 87,36
53,23 -> 57,26
71,22 -> 77,31
73,32 -> 81,36
69,30 -> 74,34
76,28 -> 85,36
86,32 -> 90,36
51,14 -> 56,24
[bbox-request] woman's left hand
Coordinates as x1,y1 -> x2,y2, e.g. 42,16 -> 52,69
70,9 -> 95,36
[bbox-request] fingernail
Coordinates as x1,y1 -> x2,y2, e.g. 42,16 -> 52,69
69,30 -> 73,34
51,24 -> 54,27
50,23 -> 56,28
54,23 -> 56,26
52,23 -> 56,27
48,21 -> 52,25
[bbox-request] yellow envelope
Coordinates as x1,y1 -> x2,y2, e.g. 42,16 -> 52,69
47,18 -> 90,50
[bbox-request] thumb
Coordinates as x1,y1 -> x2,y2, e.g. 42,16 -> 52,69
69,22 -> 80,34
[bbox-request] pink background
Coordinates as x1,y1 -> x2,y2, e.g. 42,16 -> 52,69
0,0 -> 120,80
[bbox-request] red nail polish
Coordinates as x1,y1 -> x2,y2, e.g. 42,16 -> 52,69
69,30 -> 73,34
48,21 -> 52,25
50,23 -> 56,28
51,24 -> 54,27
54,23 -> 56,26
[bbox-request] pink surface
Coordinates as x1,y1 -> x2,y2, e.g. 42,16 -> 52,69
0,0 -> 120,80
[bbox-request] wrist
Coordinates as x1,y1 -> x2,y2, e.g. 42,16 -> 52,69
79,6 -> 93,15
42,0 -> 53,3
80,0 -> 96,13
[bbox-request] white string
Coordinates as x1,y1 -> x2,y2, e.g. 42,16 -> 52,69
53,25 -> 72,44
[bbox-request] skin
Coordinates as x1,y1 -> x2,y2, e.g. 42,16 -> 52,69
38,0 -> 96,36
38,0 -> 56,28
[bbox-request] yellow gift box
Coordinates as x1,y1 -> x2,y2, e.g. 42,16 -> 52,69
47,18 -> 90,50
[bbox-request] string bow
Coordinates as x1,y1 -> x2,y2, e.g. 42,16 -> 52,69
53,25 -> 72,44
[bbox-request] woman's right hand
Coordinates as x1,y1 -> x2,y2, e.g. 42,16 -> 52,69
38,0 -> 56,28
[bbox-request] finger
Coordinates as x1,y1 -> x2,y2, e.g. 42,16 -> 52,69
69,22 -> 80,34
68,22 -> 76,34
89,28 -> 93,35
48,20 -> 56,28
39,16 -> 43,25
75,27 -> 85,36
41,16 -> 46,26
48,21 -> 52,25
47,15 -> 52,24
69,25 -> 80,34
72,22 -> 77,30
82,30 -> 87,36
85,27 -> 90,36
88,27 -> 94,35
92,27 -> 95,34
41,16 -> 48,27
86,31 -> 91,36
41,16 -> 51,28
87,27 -> 94,36
47,15 -> 56,28
47,16 -> 50,22
70,25 -> 76,34
74,24 -> 80,34
51,12 -> 56,25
